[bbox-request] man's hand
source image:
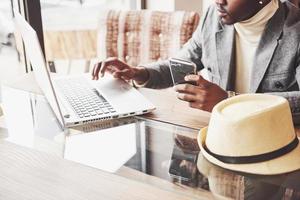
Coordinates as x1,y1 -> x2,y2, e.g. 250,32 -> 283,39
174,75 -> 228,112
92,57 -> 149,84
175,134 -> 200,153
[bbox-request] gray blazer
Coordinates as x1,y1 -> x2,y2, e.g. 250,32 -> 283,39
142,1 -> 300,124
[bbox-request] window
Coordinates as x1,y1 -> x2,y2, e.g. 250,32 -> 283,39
40,0 -> 142,74
0,0 -> 143,101
0,0 -> 24,101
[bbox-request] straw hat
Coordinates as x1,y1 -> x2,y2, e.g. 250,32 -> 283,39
198,94 -> 300,175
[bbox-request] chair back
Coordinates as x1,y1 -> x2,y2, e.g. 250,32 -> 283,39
97,10 -> 200,66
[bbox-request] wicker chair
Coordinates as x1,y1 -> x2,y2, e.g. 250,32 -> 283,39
97,10 -> 200,67
43,10 -> 200,73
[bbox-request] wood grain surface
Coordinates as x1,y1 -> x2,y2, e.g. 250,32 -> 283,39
139,88 -> 211,130
1,74 -> 300,199
116,166 -> 214,199
0,141 -> 211,200
139,88 -> 300,136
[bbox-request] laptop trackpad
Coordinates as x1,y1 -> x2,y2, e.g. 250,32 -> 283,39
90,75 -> 150,112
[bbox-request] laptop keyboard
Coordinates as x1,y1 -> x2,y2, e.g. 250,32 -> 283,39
55,78 -> 116,118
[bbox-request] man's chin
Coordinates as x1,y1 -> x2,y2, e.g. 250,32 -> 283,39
220,17 -> 235,25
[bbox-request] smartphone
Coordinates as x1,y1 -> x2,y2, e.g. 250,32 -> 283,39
169,58 -> 197,86
168,144 -> 198,182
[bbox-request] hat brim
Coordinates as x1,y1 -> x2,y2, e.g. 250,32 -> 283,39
198,127 -> 300,175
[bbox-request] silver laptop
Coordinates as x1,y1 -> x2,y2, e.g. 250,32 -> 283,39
14,12 -> 155,127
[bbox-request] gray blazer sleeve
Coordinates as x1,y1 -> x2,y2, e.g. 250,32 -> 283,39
270,91 -> 300,125
268,50 -> 300,125
140,8 -> 211,89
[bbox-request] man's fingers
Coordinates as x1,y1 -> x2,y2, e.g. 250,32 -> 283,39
121,75 -> 131,81
184,74 -> 199,82
189,102 -> 207,111
93,57 -> 133,80
104,66 -> 121,75
92,62 -> 101,80
177,91 -> 207,103
100,58 -> 121,77
99,59 -> 109,78
185,75 -> 210,88
120,68 -> 134,77
174,84 -> 197,94
112,69 -> 133,79
112,71 -> 122,79
99,57 -> 126,77
177,93 -> 198,102
91,63 -> 96,79
197,75 -> 211,89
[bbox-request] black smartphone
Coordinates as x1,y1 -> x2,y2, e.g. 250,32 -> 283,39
169,58 -> 197,86
168,144 -> 198,182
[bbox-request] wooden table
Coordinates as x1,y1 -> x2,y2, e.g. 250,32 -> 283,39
140,88 -> 211,129
139,88 -> 300,136
0,74 -> 214,199
1,73 -> 299,200
0,141 -> 213,200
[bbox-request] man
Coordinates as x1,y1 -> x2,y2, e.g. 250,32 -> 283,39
92,0 -> 300,124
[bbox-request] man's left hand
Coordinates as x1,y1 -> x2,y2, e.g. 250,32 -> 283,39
174,75 -> 228,112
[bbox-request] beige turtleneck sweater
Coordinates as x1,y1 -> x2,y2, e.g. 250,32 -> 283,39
234,0 -> 278,93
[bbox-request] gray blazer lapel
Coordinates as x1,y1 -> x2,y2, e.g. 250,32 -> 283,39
250,3 -> 285,92
215,22 -> 235,90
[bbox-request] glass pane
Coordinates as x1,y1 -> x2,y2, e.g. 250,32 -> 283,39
41,0 -> 139,75
0,0 -> 25,102
3,87 -> 300,199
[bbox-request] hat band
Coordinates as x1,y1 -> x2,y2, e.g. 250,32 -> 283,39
203,136 -> 299,164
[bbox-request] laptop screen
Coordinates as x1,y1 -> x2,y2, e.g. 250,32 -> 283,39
14,12 -> 65,127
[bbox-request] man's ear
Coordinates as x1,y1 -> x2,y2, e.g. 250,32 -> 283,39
258,0 -> 272,6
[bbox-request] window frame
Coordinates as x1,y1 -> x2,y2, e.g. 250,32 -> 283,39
15,0 -> 145,72
14,0 -> 46,72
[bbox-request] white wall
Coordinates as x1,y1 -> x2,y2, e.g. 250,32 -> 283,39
174,0 -> 202,13
146,0 -> 175,11
146,0 -> 203,14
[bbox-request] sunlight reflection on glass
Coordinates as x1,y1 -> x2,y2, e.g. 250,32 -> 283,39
64,123 -> 137,173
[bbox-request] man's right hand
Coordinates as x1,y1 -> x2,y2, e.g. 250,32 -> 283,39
92,57 -> 149,85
